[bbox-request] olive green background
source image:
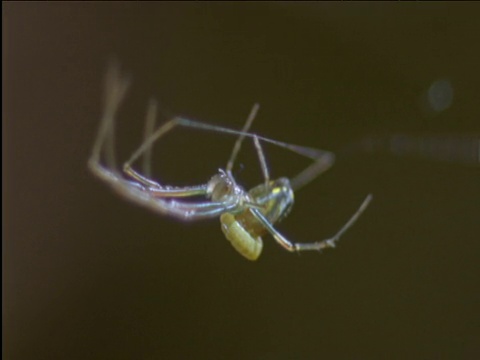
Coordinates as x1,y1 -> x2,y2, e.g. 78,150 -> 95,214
4,3 -> 480,359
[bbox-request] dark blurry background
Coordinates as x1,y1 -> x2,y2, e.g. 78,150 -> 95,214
4,3 -> 480,359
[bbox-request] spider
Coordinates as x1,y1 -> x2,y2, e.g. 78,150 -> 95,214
88,63 -> 372,260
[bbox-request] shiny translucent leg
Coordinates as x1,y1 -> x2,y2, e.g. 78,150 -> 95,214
142,99 -> 157,177
125,113 -> 336,196
123,164 -> 208,197
289,147 -> 335,191
224,103 -> 270,185
108,165 -> 236,220
123,102 -> 265,199
125,114 -> 335,188
88,61 -> 131,180
114,98 -> 209,198
251,194 -> 373,252
125,192 -> 240,221
88,63 -> 237,220
226,103 -> 260,173
222,102 -> 334,191
253,135 -> 270,185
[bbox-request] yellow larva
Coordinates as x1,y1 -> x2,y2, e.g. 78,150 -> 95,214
220,213 -> 263,261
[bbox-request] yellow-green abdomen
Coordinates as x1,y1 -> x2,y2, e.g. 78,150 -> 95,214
220,213 -> 263,261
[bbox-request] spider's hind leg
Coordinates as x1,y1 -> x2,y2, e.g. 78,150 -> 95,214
250,194 -> 373,253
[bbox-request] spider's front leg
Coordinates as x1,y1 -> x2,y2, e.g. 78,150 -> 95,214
122,103 -> 211,199
88,61 -> 130,180
123,163 -> 209,198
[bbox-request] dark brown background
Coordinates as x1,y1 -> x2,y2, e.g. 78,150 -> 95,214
4,3 -> 480,359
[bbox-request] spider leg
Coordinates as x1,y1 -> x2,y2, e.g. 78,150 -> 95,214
88,61 -> 130,176
89,63 -> 212,216
123,164 -> 208,197
124,110 -> 330,171
288,146 -> 335,191
122,106 -> 268,201
142,99 -> 157,177
123,105 -> 211,198
156,201 -> 236,220
226,103 -> 260,173
123,103 -> 335,194
104,178 -> 237,220
123,162 -> 161,188
250,194 -> 372,252
253,135 -> 270,186
163,198 -> 239,217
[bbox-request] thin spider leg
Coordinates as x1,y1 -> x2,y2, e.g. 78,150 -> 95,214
226,103 -> 260,173
92,65 -> 335,193
148,185 -> 208,198
142,99 -> 158,177
253,135 -> 270,186
249,208 -> 296,252
289,147 -> 335,191
125,117 -> 181,167
145,191 -> 238,218
122,117 -> 214,198
123,162 -> 161,188
90,62 -> 131,171
106,179 -> 237,220
126,114 -> 334,186
162,200 -> 237,220
250,194 -> 372,252
184,120 -> 336,191
93,65 -> 330,182
124,164 -> 209,197
89,64 -> 249,222
165,199 -> 237,211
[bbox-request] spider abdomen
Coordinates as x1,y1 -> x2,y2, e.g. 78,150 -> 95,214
220,213 -> 263,261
